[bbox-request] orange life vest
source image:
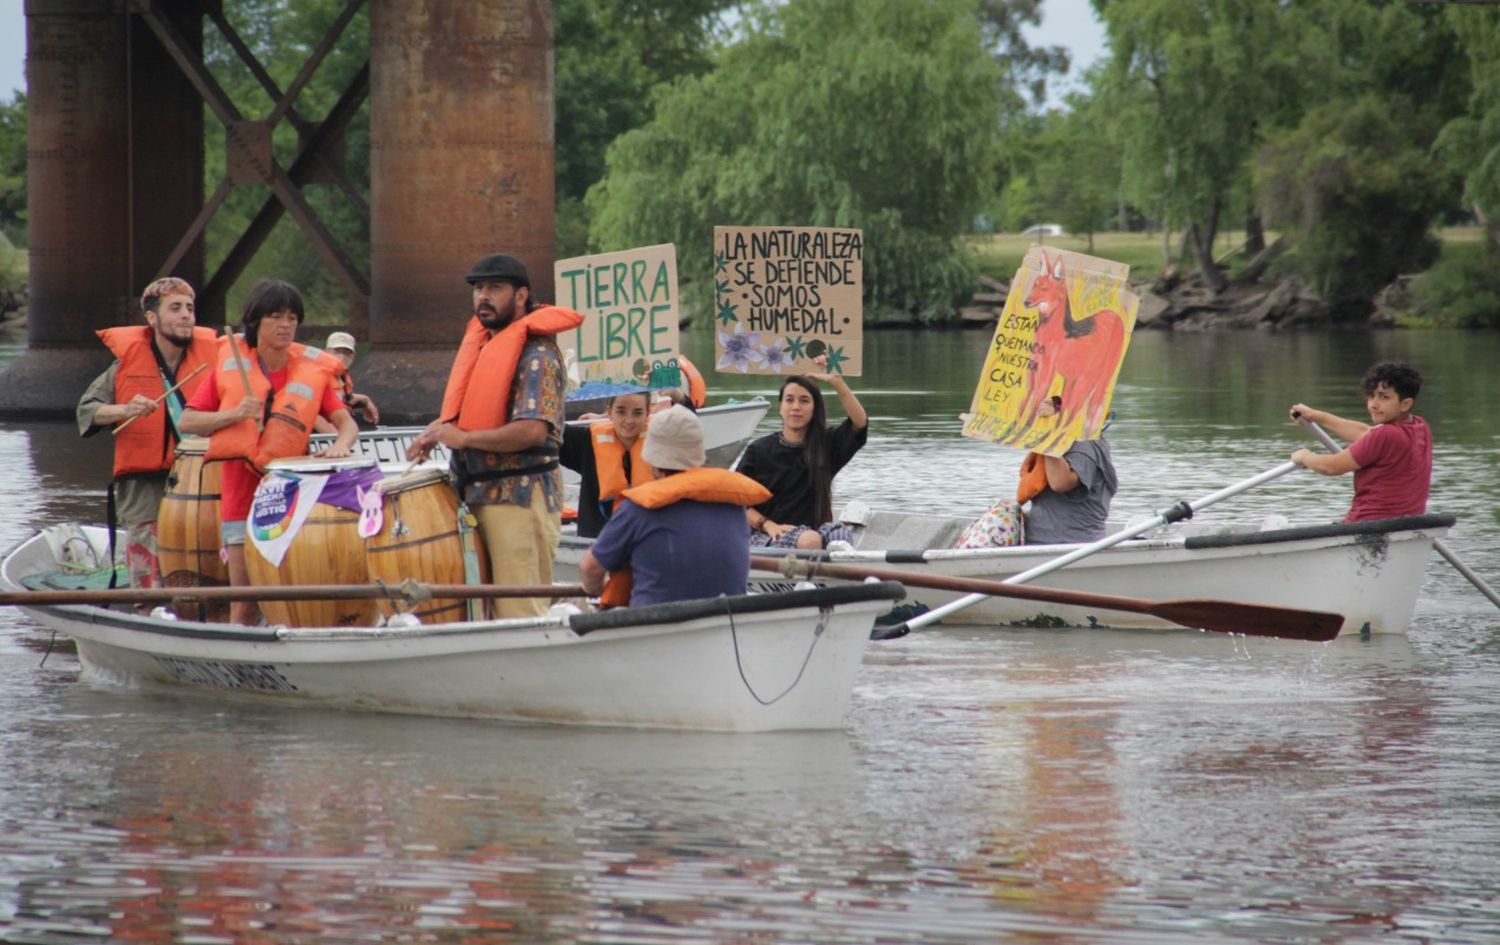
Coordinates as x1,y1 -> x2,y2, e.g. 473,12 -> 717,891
204,335 -> 344,472
438,305 -> 586,430
97,325 -> 218,478
599,468 -> 771,608
590,421 -> 654,503
676,353 -> 707,408
1017,452 -> 1050,503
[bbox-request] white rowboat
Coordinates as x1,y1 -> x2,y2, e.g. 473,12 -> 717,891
2,526 -> 903,732
557,510 -> 1455,637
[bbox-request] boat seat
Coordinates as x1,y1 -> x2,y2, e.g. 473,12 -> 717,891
21,564 -> 122,592
846,509 -> 969,552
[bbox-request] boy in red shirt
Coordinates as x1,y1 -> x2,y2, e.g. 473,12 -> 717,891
1290,361 -> 1432,522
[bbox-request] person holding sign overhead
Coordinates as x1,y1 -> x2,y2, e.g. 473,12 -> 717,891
736,355 -> 868,550
179,279 -> 357,624
405,253 -> 585,618
1018,397 -> 1119,544
77,277 -> 219,589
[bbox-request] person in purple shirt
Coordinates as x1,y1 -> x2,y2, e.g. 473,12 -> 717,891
1290,360 -> 1433,523
579,406 -> 767,607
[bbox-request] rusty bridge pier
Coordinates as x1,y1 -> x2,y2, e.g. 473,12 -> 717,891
0,0 -> 556,424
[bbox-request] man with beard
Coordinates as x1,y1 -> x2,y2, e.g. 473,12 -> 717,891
77,277 -> 219,588
407,254 -> 584,617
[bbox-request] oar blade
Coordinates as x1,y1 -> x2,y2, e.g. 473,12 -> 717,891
1149,599 -> 1344,642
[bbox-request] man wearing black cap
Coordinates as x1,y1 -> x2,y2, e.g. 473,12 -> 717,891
407,254 -> 585,617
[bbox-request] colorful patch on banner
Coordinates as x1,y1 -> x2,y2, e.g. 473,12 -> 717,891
961,246 -> 1139,456
251,475 -> 300,542
249,472 -> 331,569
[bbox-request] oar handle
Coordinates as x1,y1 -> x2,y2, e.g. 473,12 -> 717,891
753,555 -> 1342,641
111,363 -> 209,435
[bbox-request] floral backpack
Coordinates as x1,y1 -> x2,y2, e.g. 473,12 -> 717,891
954,499 -> 1025,549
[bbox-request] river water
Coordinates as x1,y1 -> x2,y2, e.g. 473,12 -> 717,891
1,328 -> 1497,944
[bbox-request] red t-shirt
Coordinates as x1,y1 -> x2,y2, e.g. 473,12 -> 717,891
1346,415 -> 1432,522
185,366 -> 347,521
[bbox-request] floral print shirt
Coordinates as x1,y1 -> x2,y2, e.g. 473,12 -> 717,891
459,336 -> 567,512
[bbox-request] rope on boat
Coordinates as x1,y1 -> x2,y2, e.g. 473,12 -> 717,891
723,594 -> 827,706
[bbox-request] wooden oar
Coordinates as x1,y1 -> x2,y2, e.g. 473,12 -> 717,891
224,325 -> 263,431
111,363 -> 209,435
752,555 -> 1342,642
0,579 -> 585,609
1295,415 -> 1500,611
887,459 -> 1305,637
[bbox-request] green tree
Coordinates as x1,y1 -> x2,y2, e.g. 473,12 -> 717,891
1255,96 -> 1450,303
588,0 -> 1007,321
1436,6 -> 1500,251
1030,95 -> 1120,251
0,90 -> 25,247
554,0 -> 735,257
555,0 -> 732,203
1097,0 -> 1296,291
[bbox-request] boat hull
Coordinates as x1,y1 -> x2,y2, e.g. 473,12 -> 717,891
558,513 -> 1453,636
4,528 -> 900,732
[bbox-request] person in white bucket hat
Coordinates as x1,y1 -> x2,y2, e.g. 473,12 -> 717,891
579,406 -> 771,608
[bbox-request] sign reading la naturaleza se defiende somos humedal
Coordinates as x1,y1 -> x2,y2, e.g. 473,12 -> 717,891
713,226 -> 864,376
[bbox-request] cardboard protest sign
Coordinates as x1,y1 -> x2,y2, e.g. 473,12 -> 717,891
713,226 -> 863,376
555,243 -> 682,389
961,246 -> 1138,456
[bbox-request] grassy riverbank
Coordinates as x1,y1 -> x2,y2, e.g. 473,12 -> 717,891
966,226 -> 1488,288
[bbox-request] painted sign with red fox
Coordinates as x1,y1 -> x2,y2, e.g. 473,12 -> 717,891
962,246 -> 1139,455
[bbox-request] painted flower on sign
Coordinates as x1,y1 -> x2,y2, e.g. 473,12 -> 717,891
717,323 -> 766,373
760,341 -> 794,373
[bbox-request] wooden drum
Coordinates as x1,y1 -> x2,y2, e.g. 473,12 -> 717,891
158,436 -> 228,619
245,456 -> 377,628
365,467 -> 489,624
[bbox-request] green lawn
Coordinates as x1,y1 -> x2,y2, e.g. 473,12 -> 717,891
965,230 -> 1257,284
967,226 -> 1488,286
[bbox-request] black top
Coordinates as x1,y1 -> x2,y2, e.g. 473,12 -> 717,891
735,418 -> 867,527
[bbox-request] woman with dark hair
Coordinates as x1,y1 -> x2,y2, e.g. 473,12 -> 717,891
180,278 -> 358,624
735,356 -> 868,550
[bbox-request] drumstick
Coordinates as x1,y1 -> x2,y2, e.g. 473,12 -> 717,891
224,325 -> 263,431
111,363 -> 209,435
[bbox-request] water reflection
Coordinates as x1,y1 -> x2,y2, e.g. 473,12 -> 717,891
2,330 -> 1499,942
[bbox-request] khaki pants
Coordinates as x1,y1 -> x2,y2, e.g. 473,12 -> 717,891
475,488 -> 561,619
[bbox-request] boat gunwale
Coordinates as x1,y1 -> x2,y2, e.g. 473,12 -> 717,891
729,512 -> 1457,565
3,529 -> 904,645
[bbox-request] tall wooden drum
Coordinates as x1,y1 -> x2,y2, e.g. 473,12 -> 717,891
245,456 -> 378,628
365,467 -> 489,624
158,436 -> 228,620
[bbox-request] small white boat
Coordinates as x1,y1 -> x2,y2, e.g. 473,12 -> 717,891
557,510 -> 1455,637
2,525 -> 902,732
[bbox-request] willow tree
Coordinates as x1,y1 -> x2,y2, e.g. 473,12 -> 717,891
1098,0 -> 1296,291
586,0 -> 1008,321
1437,5 -> 1500,251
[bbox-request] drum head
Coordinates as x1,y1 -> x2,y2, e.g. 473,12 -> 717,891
176,435 -> 211,456
266,455 -> 378,475
381,466 -> 451,495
